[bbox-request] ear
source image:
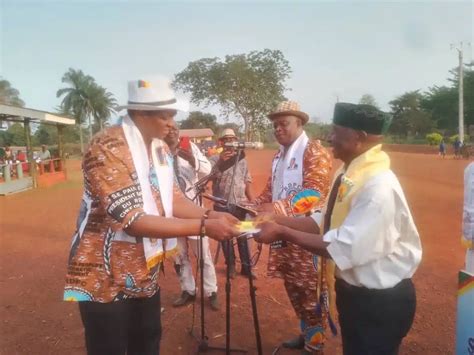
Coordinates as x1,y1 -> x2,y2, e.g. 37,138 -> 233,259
356,130 -> 368,143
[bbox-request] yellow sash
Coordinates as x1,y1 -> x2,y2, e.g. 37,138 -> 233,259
325,144 -> 390,317
330,144 -> 390,229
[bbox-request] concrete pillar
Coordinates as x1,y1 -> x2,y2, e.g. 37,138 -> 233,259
3,164 -> 11,182
16,163 -> 23,179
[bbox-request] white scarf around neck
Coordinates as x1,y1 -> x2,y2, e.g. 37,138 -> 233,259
272,131 -> 309,201
122,115 -> 176,269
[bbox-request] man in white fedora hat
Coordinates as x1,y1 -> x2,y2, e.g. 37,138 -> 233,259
63,77 -> 239,355
253,100 -> 334,353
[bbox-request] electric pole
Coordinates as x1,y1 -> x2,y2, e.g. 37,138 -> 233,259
451,42 -> 465,144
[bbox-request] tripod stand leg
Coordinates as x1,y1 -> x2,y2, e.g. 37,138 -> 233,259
225,240 -> 231,355
199,236 -> 206,343
246,263 -> 263,355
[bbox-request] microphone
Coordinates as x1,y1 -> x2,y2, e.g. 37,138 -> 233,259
215,151 -> 246,172
189,151 -> 247,195
223,141 -> 264,150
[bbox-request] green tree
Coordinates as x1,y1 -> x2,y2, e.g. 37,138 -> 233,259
304,123 -> 332,141
88,84 -> 117,132
422,61 -> 474,131
359,94 -> 378,108
33,123 -> 58,145
426,132 -> 443,146
421,85 -> 457,130
6,123 -> 26,146
173,49 -> 291,140
179,111 -> 219,133
389,91 -> 434,137
57,68 -> 116,153
0,78 -> 25,107
0,131 -> 12,146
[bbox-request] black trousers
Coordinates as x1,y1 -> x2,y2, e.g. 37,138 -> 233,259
78,290 -> 161,355
221,238 -> 252,274
336,278 -> 416,355
214,205 -> 252,274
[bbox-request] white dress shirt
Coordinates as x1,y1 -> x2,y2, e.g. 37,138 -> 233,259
175,142 -> 212,202
312,170 -> 422,289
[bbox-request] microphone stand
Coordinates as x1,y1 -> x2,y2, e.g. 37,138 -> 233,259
188,163 -> 246,355
194,148 -> 262,355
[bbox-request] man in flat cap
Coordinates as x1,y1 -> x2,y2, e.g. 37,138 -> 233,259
253,101 -> 333,353
256,102 -> 422,355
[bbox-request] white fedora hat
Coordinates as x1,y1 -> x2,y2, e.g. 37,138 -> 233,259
117,77 -> 189,112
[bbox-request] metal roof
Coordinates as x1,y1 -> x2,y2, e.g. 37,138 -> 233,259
0,104 -> 75,125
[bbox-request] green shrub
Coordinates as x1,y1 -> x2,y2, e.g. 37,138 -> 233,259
425,132 -> 443,146
449,134 -> 470,144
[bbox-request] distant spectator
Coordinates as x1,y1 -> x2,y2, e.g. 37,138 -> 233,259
439,139 -> 446,158
16,150 -> 28,173
39,145 -> 51,161
454,138 -> 462,159
5,146 -> 13,164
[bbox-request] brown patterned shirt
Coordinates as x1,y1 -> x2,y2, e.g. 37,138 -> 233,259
63,125 -> 179,303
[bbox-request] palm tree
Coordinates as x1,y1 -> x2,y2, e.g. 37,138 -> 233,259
57,68 -> 116,153
0,78 -> 25,107
57,69 -> 94,153
89,84 -> 117,132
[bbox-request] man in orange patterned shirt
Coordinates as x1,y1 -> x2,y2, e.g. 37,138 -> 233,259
64,78 -> 238,355
253,101 -> 333,354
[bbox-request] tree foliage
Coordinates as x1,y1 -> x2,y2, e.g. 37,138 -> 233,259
56,68 -> 117,153
173,49 -> 291,140
179,111 -> 218,133
359,94 -> 378,108
33,123 -> 58,145
425,132 -> 443,146
0,78 -> 25,107
389,90 -> 434,137
304,123 -> 332,141
0,123 -> 26,146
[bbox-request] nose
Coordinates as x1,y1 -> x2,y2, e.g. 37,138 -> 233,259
166,117 -> 175,127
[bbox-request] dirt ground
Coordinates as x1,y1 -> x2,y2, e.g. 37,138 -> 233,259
0,149 -> 470,355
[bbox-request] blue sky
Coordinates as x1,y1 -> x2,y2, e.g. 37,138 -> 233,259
1,0 -> 473,125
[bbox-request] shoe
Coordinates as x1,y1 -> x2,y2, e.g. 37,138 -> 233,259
208,292 -> 219,311
172,291 -> 195,307
282,335 -> 305,349
241,270 -> 257,280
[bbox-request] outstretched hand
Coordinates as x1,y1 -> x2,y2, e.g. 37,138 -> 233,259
254,221 -> 285,244
254,212 -> 277,224
205,219 -> 240,241
209,210 -> 239,225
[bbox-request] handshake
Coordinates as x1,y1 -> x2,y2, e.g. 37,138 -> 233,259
204,207 -> 286,245
205,188 -> 321,243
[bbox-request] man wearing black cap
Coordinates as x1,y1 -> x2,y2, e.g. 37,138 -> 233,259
255,103 -> 422,355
